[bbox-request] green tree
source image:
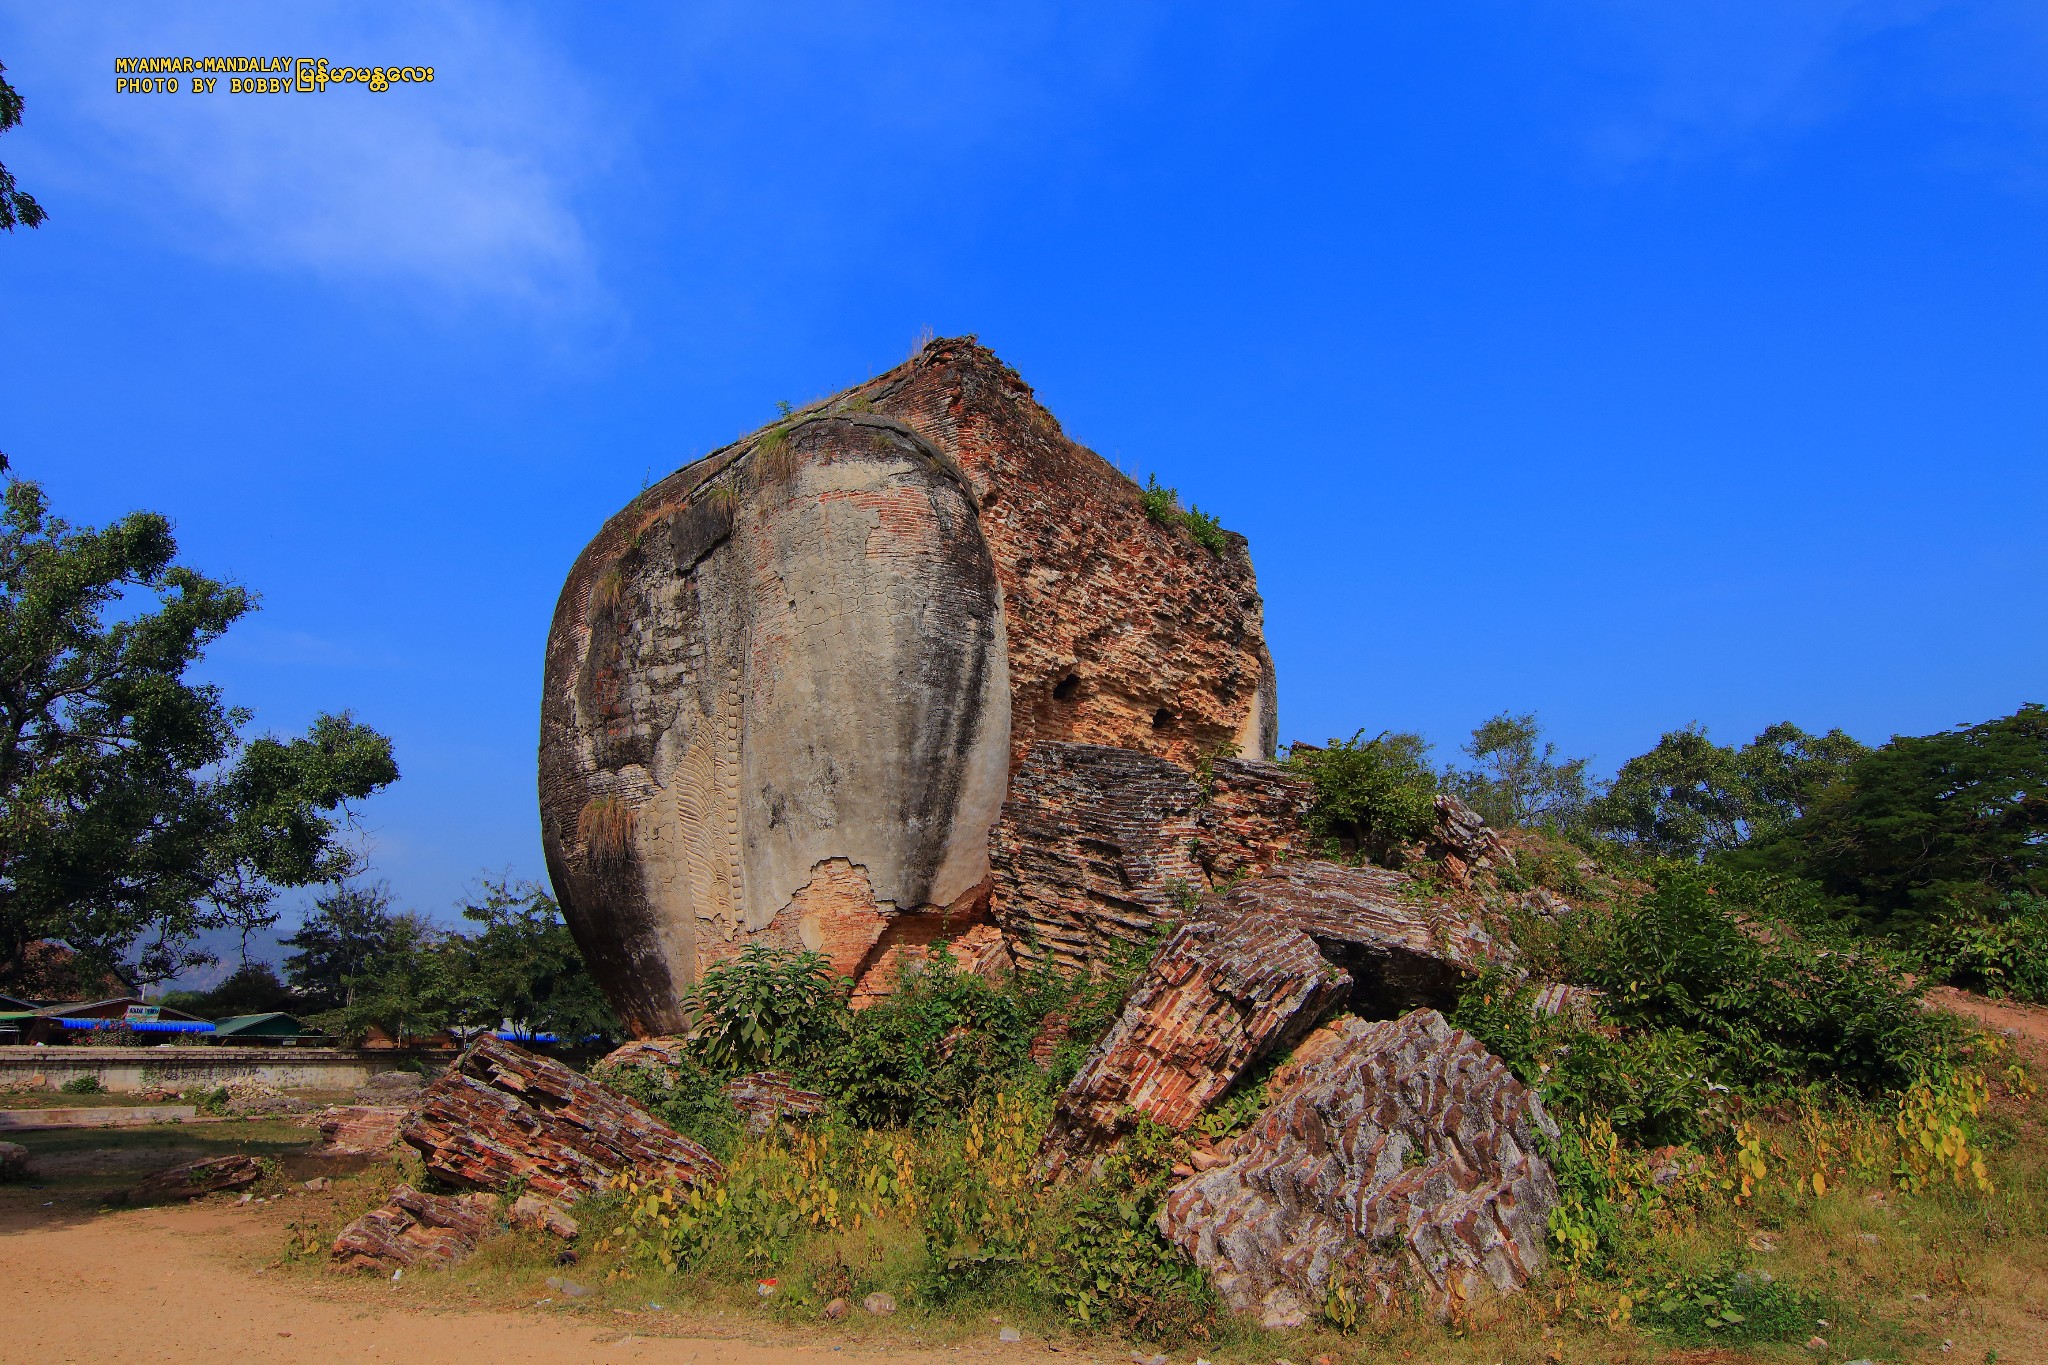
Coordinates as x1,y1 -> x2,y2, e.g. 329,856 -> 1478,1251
0,61 -> 48,232
1444,711 -> 1591,829
280,883 -> 395,1011
0,461 -> 399,988
1586,721 -> 1865,861
324,912 -> 475,1046
158,960 -> 294,1019
459,877 -> 618,1043
1748,704 -> 2047,929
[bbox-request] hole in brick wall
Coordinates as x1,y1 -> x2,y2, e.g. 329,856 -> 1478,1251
1053,674 -> 1081,702
1152,708 -> 1173,729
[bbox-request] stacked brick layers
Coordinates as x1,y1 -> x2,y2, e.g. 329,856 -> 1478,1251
1158,1011 -> 1560,1322
990,745 -> 1327,978
331,1185 -> 499,1272
401,1037 -> 723,1203
540,338 -> 1280,1034
1037,913 -> 1350,1180
1222,860 -> 1505,1015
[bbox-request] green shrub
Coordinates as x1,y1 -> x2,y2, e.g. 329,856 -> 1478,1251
1038,1118 -> 1217,1342
1137,475 -> 1231,555
1451,968 -> 1722,1146
1636,1262 -> 1831,1346
684,944 -> 849,1073
1570,867 -> 1947,1095
817,948 -> 1033,1128
1287,729 -> 1440,864
195,1085 -> 231,1117
1139,474 -> 1179,527
593,1054 -> 744,1159
1008,929 -> 1166,1087
1180,506 -> 1228,553
58,1074 -> 102,1095
1922,892 -> 2048,1004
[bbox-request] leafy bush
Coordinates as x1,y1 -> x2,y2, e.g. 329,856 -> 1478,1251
592,1053 -> 744,1159
1452,969 -> 1722,1146
1636,1263 -> 1830,1346
1922,893 -> 2048,1004
685,945 -> 849,1074
1287,729 -> 1440,864
58,1073 -> 103,1094
1139,474 -> 1179,527
1009,929 -> 1165,1087
1137,475 -> 1230,555
1569,868 -> 1947,1095
1180,506 -> 1228,553
1041,1118 -> 1218,1342
195,1085 -> 231,1117
818,948 -> 1033,1128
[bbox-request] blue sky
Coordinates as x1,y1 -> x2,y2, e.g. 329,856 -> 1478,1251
2,2 -> 2044,946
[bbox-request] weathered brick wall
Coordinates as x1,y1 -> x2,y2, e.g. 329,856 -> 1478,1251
1198,757 -> 1316,883
989,743 -> 1207,976
859,340 -> 1277,771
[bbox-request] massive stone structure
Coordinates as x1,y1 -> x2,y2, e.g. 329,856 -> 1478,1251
541,339 -> 1278,1035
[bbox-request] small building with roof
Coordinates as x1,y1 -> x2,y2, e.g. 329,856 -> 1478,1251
3,997 -> 214,1045
208,1012 -> 331,1046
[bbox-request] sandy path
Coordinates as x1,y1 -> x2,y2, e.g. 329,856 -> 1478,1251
0,1201 -> 1031,1365
1927,985 -> 2048,1055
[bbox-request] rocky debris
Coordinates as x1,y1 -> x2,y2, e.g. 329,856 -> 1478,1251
722,1071 -> 828,1135
1519,888 -> 1572,922
124,1154 -> 262,1204
1529,982 -> 1602,1025
302,1176 -> 331,1192
332,1185 -> 500,1271
1426,795 -> 1511,885
401,1037 -> 723,1203
508,1192 -> 580,1240
1037,915 -> 1349,1179
862,1291 -> 897,1316
594,1037 -> 692,1075
1027,1011 -> 1071,1066
822,1297 -> 851,1320
540,339 -> 1277,1033
991,743 -> 1207,977
311,1105 -> 408,1155
216,1078 -> 309,1116
364,1069 -> 427,1091
0,1140 -> 31,1182
354,1071 -> 427,1102
1224,861 -> 1501,1015
1158,1010 -> 1559,1320
1197,758 -> 1316,882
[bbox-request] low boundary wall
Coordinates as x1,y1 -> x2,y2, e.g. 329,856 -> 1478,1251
0,1046 -> 459,1093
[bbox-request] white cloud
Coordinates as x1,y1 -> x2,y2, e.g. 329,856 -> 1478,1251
1561,0 -> 2048,174
2,1 -> 608,307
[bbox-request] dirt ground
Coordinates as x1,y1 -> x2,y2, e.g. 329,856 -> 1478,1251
1927,984 -> 2048,1054
0,1197 -> 1050,1365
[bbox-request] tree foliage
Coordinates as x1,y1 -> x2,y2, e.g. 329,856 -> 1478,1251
1746,704 -> 2047,929
1586,721 -> 1866,861
280,883 -> 395,1011
0,460 -> 397,987
1286,729 -> 1439,862
0,61 -> 47,233
1443,710 -> 1590,829
284,877 -> 618,1045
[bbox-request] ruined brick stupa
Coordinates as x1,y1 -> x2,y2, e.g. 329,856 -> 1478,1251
540,338 -> 1281,1036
